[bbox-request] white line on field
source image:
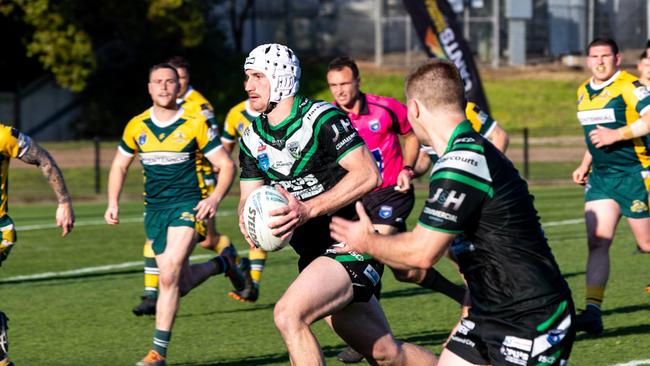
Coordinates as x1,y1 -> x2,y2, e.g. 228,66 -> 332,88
1,216 -> 583,283
612,360 -> 650,366
15,210 -> 237,231
0,250 -> 249,283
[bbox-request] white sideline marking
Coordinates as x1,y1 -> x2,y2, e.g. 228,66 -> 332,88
1,216 -> 581,283
612,360 -> 650,366
0,250 -> 249,283
15,210 -> 236,231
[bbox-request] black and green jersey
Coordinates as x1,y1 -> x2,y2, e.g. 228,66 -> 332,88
577,70 -> 650,174
239,95 -> 365,200
418,121 -> 570,318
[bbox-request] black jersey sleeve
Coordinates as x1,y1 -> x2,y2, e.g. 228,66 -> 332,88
238,139 -> 264,181
418,148 -> 493,233
318,112 -> 365,162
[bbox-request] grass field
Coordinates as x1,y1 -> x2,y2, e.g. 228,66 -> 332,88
1,185 -> 649,365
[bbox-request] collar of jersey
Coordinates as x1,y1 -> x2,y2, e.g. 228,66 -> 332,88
264,94 -> 303,131
149,107 -> 185,128
444,120 -> 473,155
589,70 -> 621,91
334,92 -> 370,117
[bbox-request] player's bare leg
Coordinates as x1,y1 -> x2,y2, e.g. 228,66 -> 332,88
578,199 -> 621,334
155,226 -> 197,333
437,349 -> 486,366
274,256 -> 436,365
627,216 -> 650,252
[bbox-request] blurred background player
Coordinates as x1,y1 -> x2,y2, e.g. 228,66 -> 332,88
573,38 -> 650,335
0,123 -> 75,366
326,56 -> 428,363
132,56 -> 245,316
638,50 -> 650,86
220,97 -> 267,302
239,43 -> 437,365
105,63 -> 243,366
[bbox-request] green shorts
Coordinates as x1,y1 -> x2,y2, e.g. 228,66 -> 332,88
585,170 -> 650,218
144,202 -> 207,255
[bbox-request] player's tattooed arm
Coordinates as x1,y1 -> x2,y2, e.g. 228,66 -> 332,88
18,139 -> 72,204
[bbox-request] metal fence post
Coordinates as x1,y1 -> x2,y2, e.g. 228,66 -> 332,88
523,127 -> 529,180
94,137 -> 101,194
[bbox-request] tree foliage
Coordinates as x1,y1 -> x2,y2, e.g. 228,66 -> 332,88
0,0 -> 95,92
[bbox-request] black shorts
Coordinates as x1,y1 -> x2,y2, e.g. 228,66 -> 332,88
322,245 -> 384,303
362,185 -> 415,232
291,204 -> 357,270
446,299 -> 575,366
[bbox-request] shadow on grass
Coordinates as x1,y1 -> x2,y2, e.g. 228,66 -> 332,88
176,303 -> 275,318
560,271 -> 585,280
601,304 -> 650,316
380,286 -> 434,300
576,323 -> 650,342
175,330 -> 447,366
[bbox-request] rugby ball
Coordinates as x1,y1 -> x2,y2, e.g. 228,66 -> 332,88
243,185 -> 293,251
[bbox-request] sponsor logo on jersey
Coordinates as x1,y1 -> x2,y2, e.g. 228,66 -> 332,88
457,319 -> 475,335
258,143 -> 266,152
503,336 -> 532,352
138,131 -> 148,146
331,118 -> 354,142
369,119 -> 380,132
140,152 -> 191,165
158,133 -> 166,140
630,199 -> 648,213
271,139 -> 285,150
287,141 -> 301,158
428,188 -> 466,211
454,137 -> 476,144
237,122 -> 245,133
577,109 -> 616,125
450,335 -> 475,348
477,111 -> 488,124
432,150 -> 491,182
363,264 -> 380,285
174,131 -> 187,144
335,132 -> 358,151
379,205 -> 393,219
423,207 -> 458,223
258,153 -> 270,172
499,346 -> 529,366
546,329 -> 564,346
578,92 -> 585,105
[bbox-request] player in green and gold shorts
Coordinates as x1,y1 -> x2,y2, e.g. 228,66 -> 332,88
132,57 -> 245,316
573,38 -> 650,335
105,63 -> 245,366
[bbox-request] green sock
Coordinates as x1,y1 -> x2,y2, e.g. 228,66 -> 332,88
152,329 -> 171,357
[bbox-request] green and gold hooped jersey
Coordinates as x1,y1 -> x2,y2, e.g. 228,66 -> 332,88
222,99 -> 260,143
577,70 -> 650,174
0,124 -> 30,217
119,108 -> 222,208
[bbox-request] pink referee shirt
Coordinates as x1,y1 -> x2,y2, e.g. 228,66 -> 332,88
336,93 -> 412,189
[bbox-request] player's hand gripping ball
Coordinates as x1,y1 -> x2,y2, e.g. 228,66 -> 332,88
243,185 -> 293,251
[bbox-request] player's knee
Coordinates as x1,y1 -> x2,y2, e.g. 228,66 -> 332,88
367,338 -> 401,366
586,234 -> 612,250
157,269 -> 181,289
273,300 -> 305,335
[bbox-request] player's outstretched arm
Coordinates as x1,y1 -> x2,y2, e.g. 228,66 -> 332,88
105,150 -> 133,225
196,147 -> 235,220
330,201 -> 454,269
18,140 -> 74,236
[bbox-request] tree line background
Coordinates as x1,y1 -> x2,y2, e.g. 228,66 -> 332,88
0,0 -> 329,138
